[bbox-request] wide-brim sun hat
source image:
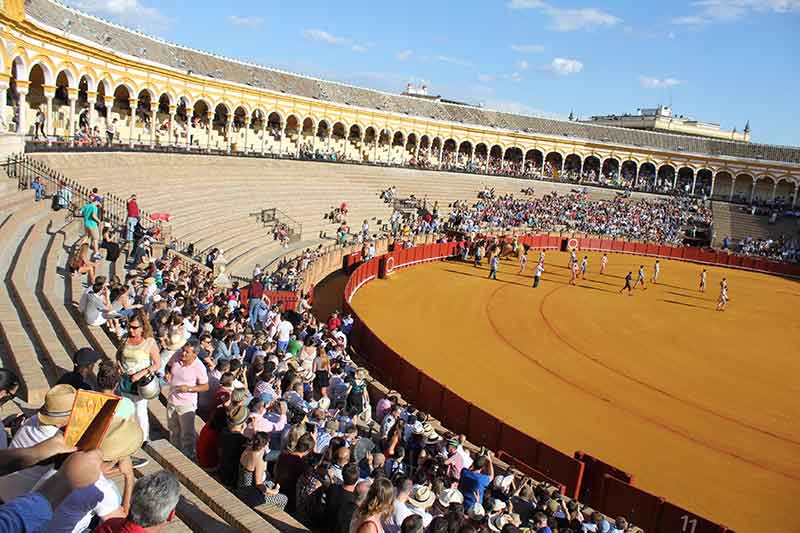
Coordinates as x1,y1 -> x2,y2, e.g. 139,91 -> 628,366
408,484 -> 436,508
488,514 -> 513,532
100,416 -> 144,462
38,384 -> 77,426
438,487 -> 464,507
468,503 -> 486,520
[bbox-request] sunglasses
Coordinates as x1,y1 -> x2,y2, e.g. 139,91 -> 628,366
129,324 -> 142,330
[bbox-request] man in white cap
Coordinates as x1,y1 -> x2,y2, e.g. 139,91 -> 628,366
406,485 -> 435,527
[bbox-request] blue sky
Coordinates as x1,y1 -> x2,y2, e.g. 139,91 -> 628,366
65,0 -> 799,146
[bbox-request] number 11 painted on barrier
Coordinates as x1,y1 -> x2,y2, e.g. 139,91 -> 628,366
681,515 -> 698,533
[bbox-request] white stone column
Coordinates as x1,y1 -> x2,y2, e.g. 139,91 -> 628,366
729,177 -> 735,201
770,181 -> 777,203
149,104 -> 157,148
749,181 -> 756,203
691,172 -> 698,196
791,185 -> 798,208
206,111 -> 214,151
168,105 -> 177,148
14,82 -> 30,136
127,99 -> 138,146
68,89 -> 77,145
225,120 -> 233,153
87,91 -> 97,129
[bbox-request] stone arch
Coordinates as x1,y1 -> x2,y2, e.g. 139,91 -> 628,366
621,160 -> 638,186
638,161 -> 656,185
364,126 -> 377,144
212,102 -> 231,130
713,171 -> 734,199
775,178 -> 796,203
111,84 -> 133,116
27,57 -> 55,86
525,149 -> 543,173
676,167 -> 695,193
419,134 -> 430,151
285,114 -> 301,135
657,164 -> 676,189
392,131 -> 404,146
458,140 -> 473,162
303,117 -> 316,136
267,111 -> 283,130
377,127 -> 391,146
564,153 -> 581,175
233,105 -> 248,129
348,123 -> 363,141
695,168 -> 713,196
582,155 -> 601,178
10,55 -> 28,81
54,64 -> 78,88
332,121 -> 346,140
753,176 -> 774,202
405,132 -> 418,150
602,158 -> 620,180
732,173 -> 753,202
488,144 -> 503,173
545,151 -> 563,176
443,138 -> 458,163
474,142 -> 488,164
316,120 -> 330,138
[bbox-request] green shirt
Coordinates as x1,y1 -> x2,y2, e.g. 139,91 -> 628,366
287,339 -> 303,356
81,203 -> 98,228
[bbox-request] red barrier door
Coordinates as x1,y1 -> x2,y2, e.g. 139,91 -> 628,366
657,502 -> 730,533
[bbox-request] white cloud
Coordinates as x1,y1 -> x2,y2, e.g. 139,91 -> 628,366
671,0 -> 800,25
428,55 -> 473,68
639,76 -> 686,89
66,0 -> 168,31
227,15 -> 263,28
547,57 -> 584,76
478,74 -> 496,82
396,50 -> 413,61
510,44 -> 545,53
516,60 -> 530,70
302,29 -> 369,53
507,0 -> 621,31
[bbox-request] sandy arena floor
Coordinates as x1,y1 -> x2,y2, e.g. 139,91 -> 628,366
349,251 -> 800,532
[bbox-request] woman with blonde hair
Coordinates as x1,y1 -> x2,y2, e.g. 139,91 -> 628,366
350,477 -> 394,533
116,309 -> 160,441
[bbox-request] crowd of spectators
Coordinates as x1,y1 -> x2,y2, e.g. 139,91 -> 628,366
723,235 -> 800,262
446,191 -> 712,245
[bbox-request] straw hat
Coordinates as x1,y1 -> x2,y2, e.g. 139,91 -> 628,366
228,405 -> 249,426
100,416 -> 144,462
144,277 -> 156,286
488,514 -> 513,532
38,385 -> 77,426
468,503 -> 486,520
408,485 -> 436,509
438,488 -> 464,507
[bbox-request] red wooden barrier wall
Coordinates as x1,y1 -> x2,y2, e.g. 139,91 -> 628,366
657,501 -> 731,533
340,238 -> 789,531
574,451 -> 634,511
601,475 -> 663,533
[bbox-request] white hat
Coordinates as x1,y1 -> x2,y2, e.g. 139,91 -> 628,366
488,514 -> 513,532
408,485 -> 435,509
489,499 -> 507,513
493,474 -> 514,491
438,488 -> 464,507
468,503 -> 486,520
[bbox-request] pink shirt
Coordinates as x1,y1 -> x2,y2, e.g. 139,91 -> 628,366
244,412 -> 287,439
168,354 -> 208,407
